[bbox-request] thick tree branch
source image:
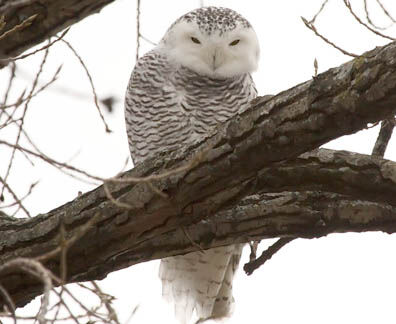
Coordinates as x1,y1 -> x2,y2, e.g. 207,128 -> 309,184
0,0 -> 116,61
2,147 -> 396,308
2,41 -> 396,308
372,118 -> 395,156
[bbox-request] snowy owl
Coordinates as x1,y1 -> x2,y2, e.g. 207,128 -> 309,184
125,6 -> 259,323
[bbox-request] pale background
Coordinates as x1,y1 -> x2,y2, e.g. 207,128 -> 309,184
2,0 -> 396,323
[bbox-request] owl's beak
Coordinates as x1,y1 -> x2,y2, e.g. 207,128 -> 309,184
212,54 -> 217,71
212,48 -> 222,71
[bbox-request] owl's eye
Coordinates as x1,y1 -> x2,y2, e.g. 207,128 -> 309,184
191,37 -> 201,44
229,39 -> 240,46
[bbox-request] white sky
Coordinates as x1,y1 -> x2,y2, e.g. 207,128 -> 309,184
2,0 -> 396,323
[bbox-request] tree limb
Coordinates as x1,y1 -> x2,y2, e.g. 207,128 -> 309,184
0,0 -> 116,61
372,118 -> 395,157
2,147 -> 396,308
2,41 -> 396,308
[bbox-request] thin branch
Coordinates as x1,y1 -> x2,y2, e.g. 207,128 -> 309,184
2,61 -> 16,105
301,17 -> 359,57
364,0 -> 391,30
136,0 -> 141,62
0,181 -> 37,209
0,138 -> 210,185
36,212 -> 101,262
308,0 -> 329,24
140,34 -> 157,46
1,65 -> 61,110
343,0 -> 395,41
0,61 -> 16,121
61,39 -> 111,133
243,238 -> 296,275
375,0 -> 396,23
314,57 -> 318,77
0,284 -> 15,324
0,258 -> 52,324
0,48 -> 50,213
0,13 -> 37,41
181,226 -> 205,254
2,28 -> 70,63
91,281 -> 120,324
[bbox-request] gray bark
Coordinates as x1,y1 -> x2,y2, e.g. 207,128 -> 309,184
1,40 -> 396,307
0,0 -> 116,60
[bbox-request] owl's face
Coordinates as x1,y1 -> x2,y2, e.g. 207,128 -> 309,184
160,7 -> 260,78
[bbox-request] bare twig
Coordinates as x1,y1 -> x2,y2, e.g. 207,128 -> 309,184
2,62 -> 16,105
343,0 -> 395,41
181,226 -> 205,254
146,181 -> 169,199
0,48 -> 50,213
0,61 -> 16,121
0,258 -> 52,324
376,0 -> 396,23
61,39 -> 111,133
0,138 -> 210,185
244,238 -> 296,275
248,241 -> 259,262
0,181 -> 37,209
314,57 -> 318,77
140,34 -> 157,46
301,17 -> 358,57
103,182 -> 133,209
124,305 -> 139,324
1,65 -> 61,110
136,0 -> 141,62
0,14 -> 37,41
36,212 -> 101,262
2,28 -> 70,63
308,0 -> 329,24
0,284 -> 16,324
0,175 -> 31,217
91,281 -> 120,324
364,0 -> 391,30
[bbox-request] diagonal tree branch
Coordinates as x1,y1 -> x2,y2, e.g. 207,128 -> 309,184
372,118 -> 395,156
0,0 -> 116,62
2,41 -> 396,308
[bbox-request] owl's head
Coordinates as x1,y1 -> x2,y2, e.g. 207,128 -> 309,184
159,7 -> 260,78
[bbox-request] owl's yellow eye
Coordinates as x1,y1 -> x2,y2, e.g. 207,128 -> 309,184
191,37 -> 201,44
229,39 -> 240,46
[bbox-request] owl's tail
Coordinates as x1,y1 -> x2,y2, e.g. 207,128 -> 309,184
159,244 -> 243,324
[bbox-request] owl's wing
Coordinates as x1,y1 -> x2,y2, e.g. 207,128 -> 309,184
125,50 -> 189,165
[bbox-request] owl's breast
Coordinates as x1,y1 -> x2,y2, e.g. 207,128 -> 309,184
173,67 -> 256,141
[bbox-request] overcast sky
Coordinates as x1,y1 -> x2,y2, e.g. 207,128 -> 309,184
2,0 -> 396,323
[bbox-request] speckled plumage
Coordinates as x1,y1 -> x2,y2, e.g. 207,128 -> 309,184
125,51 -> 256,163
125,6 -> 259,323
174,7 -> 251,36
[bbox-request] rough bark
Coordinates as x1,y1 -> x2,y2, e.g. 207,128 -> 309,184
372,119 -> 395,156
2,41 -> 396,308
0,0 -> 116,61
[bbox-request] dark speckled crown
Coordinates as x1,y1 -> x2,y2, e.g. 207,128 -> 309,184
175,7 -> 251,36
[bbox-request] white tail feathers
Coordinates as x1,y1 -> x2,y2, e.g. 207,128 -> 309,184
159,245 -> 243,324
